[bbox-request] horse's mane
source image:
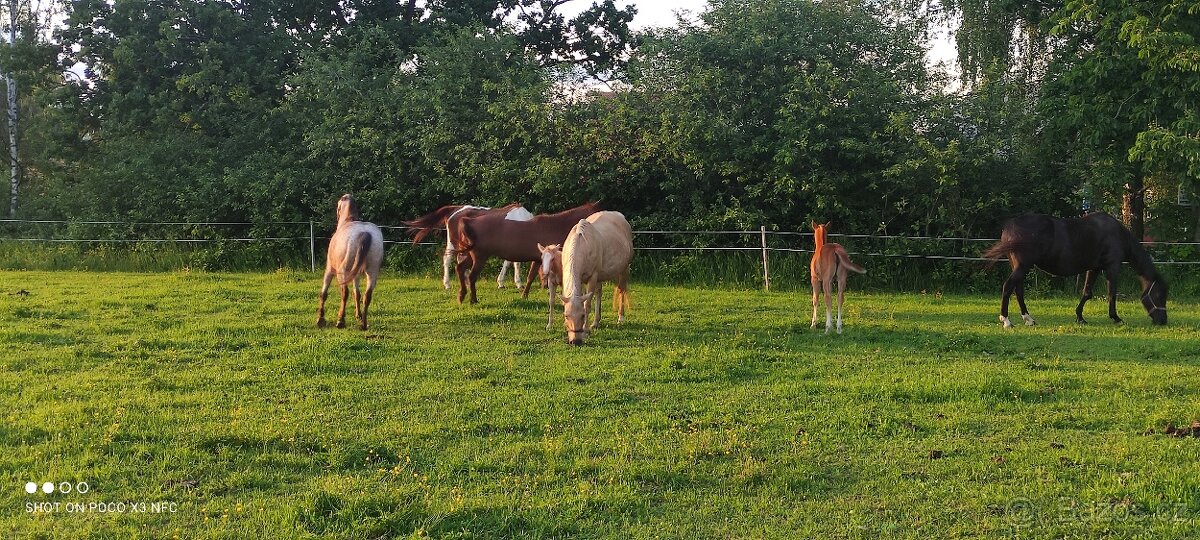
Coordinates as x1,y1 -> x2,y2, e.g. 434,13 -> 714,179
541,201 -> 600,219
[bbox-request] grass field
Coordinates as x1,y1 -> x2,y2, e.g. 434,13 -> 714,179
2,269 -> 1200,539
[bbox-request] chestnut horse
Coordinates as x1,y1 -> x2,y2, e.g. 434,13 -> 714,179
560,211 -> 634,345
536,243 -> 564,330
404,204 -> 534,289
317,194 -> 384,330
452,202 -> 601,304
983,212 -> 1168,327
810,222 -> 866,334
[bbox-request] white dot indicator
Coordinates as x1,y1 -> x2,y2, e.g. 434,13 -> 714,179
24,482 -> 37,494
41,482 -> 54,494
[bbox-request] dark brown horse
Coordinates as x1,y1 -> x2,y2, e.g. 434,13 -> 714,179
452,202 -> 601,304
983,212 -> 1168,327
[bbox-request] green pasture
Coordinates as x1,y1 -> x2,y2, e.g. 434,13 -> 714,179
2,270 -> 1199,539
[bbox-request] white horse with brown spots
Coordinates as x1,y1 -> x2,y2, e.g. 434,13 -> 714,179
317,194 -> 384,330
536,243 -> 563,330
560,211 -> 633,345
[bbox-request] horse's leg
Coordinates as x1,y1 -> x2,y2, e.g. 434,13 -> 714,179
497,260 -> 509,288
456,254 -> 471,304
836,270 -> 847,334
810,276 -> 820,329
316,268 -> 335,328
354,276 -> 364,320
615,271 -> 630,324
468,255 -> 484,304
335,281 -> 349,329
521,261 -> 538,299
442,244 -> 455,290
1104,263 -> 1123,324
360,270 -> 376,331
1014,273 -> 1035,326
591,282 -> 604,329
512,260 -> 523,287
999,262 -> 1030,328
546,277 -> 555,331
1075,269 -> 1098,323
823,276 -> 834,334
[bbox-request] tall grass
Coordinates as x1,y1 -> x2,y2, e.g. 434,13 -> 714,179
2,239 -> 1197,296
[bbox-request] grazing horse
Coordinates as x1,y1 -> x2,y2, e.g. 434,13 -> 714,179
452,202 -> 601,304
536,243 -> 564,330
560,211 -> 634,345
317,194 -> 384,330
983,212 -> 1168,327
810,221 -> 866,334
403,204 -> 534,289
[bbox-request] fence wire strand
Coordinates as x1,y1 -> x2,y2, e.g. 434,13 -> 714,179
2,218 -> 1198,265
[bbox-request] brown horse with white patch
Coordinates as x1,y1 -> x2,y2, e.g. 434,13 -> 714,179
452,202 -> 600,304
809,221 -> 865,334
403,203 -> 533,289
317,194 -> 384,330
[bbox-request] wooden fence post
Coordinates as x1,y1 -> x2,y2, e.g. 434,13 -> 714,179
309,220 -> 316,272
760,225 -> 770,292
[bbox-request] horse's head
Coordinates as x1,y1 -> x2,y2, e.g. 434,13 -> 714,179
811,221 -> 831,246
537,243 -> 562,284
561,292 -> 593,345
1141,279 -> 1168,325
336,194 -> 361,225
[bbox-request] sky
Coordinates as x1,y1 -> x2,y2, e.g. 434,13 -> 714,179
595,0 -> 958,69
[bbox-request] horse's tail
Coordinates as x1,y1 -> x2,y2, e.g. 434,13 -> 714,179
981,237 -> 1022,269
452,216 -> 475,252
836,250 -> 866,274
403,205 -> 460,244
339,231 -> 373,285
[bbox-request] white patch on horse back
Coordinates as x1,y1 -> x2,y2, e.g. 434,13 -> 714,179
505,206 -> 534,221
448,205 -> 488,220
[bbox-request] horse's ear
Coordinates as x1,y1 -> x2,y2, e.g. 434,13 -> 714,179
810,220 -> 818,231
581,292 -> 593,302
537,243 -> 546,253
560,295 -> 570,305
824,221 -> 832,229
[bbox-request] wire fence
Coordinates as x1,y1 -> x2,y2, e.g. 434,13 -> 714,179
3,218 -> 1199,283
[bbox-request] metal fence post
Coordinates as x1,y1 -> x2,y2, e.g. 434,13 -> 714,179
309,220 -> 316,272
760,225 -> 770,292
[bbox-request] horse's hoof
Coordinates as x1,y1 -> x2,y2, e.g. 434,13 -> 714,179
1000,316 -> 1013,328
335,320 -> 346,329
359,323 -> 368,331
316,318 -> 326,328
1077,318 -> 1088,324
837,327 -> 843,335
1112,317 -> 1123,325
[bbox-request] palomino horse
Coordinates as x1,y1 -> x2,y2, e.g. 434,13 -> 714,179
810,222 -> 866,334
560,211 -> 633,345
536,243 -> 564,330
452,202 -> 601,304
317,194 -> 385,330
983,212 -> 1168,327
403,204 -> 534,289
